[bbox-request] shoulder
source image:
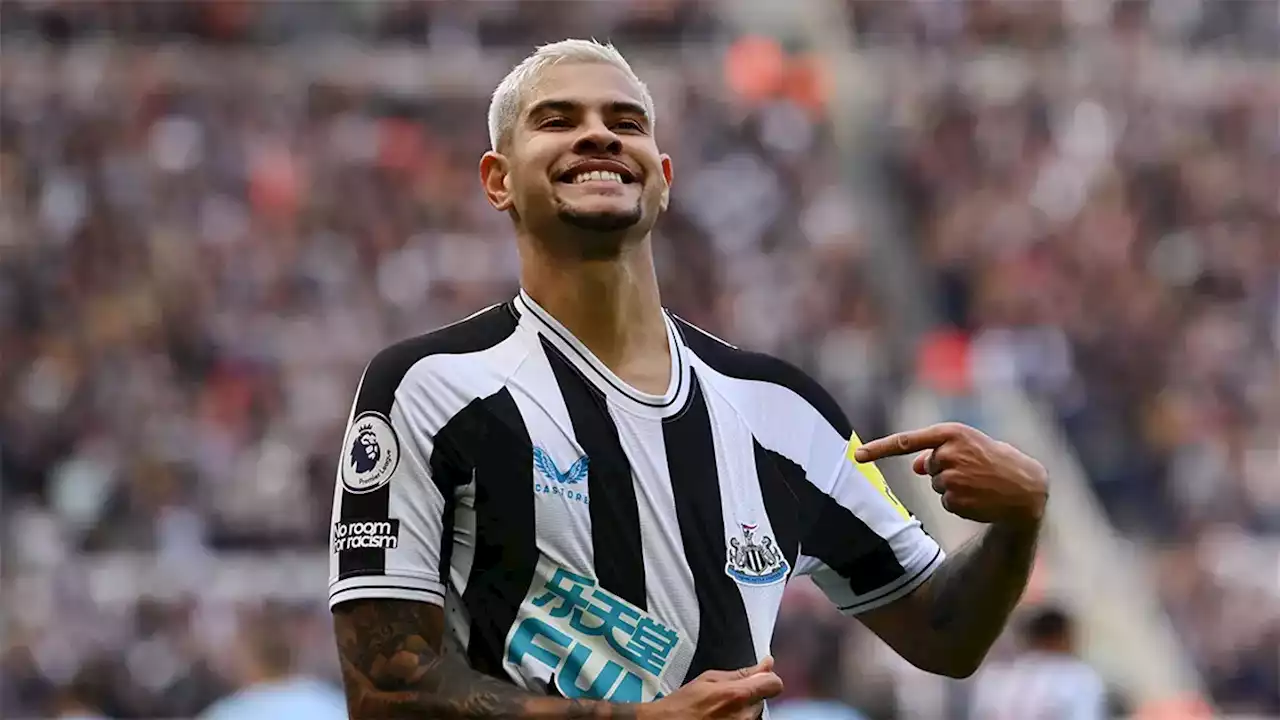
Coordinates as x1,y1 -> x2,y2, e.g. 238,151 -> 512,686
365,302 -> 521,383
673,314 -> 851,437
357,302 -> 522,407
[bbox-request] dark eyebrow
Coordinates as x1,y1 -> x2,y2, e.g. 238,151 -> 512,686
606,101 -> 650,121
525,100 -> 580,120
525,99 -> 650,125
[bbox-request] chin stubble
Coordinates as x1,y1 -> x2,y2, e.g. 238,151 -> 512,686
556,202 -> 643,233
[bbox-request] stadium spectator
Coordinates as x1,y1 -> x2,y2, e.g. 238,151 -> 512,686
197,604 -> 346,720
969,604 -> 1107,720
1,0 -> 1276,717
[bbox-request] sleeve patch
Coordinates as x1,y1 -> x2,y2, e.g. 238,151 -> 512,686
341,411 -> 402,493
846,431 -> 911,520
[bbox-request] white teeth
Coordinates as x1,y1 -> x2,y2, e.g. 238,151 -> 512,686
571,170 -> 624,184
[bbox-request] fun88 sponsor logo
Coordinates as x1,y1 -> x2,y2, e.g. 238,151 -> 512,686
332,519 -> 400,552
505,560 -> 683,702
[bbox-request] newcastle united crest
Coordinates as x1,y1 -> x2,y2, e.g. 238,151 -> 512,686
724,523 -> 789,587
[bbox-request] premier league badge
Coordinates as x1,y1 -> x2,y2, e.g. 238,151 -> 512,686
341,411 -> 400,494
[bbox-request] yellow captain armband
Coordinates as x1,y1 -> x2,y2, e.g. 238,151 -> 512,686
847,431 -> 911,520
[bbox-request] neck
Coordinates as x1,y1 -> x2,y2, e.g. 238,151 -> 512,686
1029,642 -> 1070,656
518,232 -> 667,371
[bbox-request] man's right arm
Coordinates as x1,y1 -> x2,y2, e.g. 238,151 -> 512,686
333,599 -> 634,720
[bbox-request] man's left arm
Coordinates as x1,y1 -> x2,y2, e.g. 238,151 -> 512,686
851,423 -> 1048,678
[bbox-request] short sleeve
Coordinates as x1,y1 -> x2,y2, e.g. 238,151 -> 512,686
795,430 -> 944,615
328,353 -> 457,610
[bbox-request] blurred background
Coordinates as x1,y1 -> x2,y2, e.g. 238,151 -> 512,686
1,0 -> 1277,718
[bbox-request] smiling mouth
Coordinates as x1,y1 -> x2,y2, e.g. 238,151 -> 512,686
567,170 -> 630,185
557,165 -> 637,185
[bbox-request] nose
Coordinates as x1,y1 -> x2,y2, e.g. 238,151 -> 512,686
572,115 -> 622,155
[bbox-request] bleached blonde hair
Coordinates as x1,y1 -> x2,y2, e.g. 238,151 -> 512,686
487,39 -> 656,151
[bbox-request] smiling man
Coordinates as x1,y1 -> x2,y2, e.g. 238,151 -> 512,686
328,40 -> 1048,720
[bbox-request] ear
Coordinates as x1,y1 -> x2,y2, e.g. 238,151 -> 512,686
480,151 -> 514,212
659,154 -> 674,212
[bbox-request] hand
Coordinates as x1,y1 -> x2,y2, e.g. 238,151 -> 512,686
853,422 -> 1048,528
642,656 -> 783,720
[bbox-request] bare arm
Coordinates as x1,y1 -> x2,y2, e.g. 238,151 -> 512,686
851,423 -> 1048,678
333,599 -> 636,719
859,519 -> 1039,678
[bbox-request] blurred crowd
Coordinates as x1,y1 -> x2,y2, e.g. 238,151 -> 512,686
868,0 -> 1280,714
0,0 -> 1277,718
0,1 -> 878,717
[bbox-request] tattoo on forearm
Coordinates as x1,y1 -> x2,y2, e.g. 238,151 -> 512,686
334,600 -> 636,719
927,523 -> 1039,655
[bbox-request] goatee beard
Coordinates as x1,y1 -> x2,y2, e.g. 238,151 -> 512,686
557,205 -> 642,233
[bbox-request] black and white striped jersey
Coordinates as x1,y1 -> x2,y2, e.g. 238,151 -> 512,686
969,652 -> 1107,720
328,290 -> 944,703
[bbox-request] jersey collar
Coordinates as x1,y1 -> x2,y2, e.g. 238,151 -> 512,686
513,289 -> 692,419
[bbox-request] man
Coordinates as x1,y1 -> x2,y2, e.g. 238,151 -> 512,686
329,39 -> 1049,720
968,604 -> 1108,720
199,606 -> 347,720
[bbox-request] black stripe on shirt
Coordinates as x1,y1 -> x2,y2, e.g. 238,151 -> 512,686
332,585 -> 447,601
671,315 -> 852,437
522,296 -> 686,409
753,443 -> 803,576
837,545 -> 940,612
336,478 -> 394,578
665,374 -> 757,678
337,303 -> 518,580
788,465 -> 907,595
673,315 -> 905,595
461,387 -> 538,679
430,398 -> 487,598
542,337 -> 647,610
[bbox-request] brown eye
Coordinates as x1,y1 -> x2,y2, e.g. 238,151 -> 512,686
539,117 -> 571,129
615,119 -> 644,132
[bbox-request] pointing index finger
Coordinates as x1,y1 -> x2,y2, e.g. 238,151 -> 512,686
853,425 -> 956,462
